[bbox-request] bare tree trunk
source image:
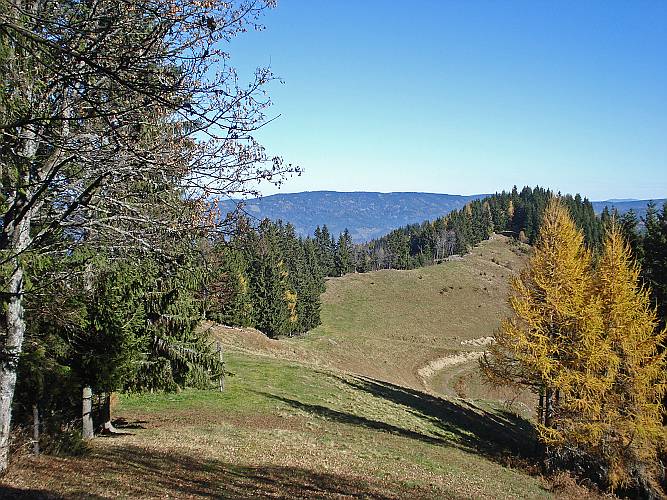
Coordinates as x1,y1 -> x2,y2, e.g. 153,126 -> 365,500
0,117 -> 37,473
101,393 -> 117,434
82,386 -> 94,439
32,404 -> 39,455
0,219 -> 31,474
81,258 -> 95,439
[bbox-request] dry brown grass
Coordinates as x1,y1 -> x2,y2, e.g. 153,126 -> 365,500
2,353 -> 555,499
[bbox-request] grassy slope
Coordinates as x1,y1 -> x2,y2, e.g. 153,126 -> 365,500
215,234 -> 530,397
3,235 -> 586,499
5,354 -> 549,499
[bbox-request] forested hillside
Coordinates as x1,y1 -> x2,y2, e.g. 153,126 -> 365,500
308,186 -> 605,274
345,187 -> 664,273
208,186 -> 666,340
218,191 -> 663,244
219,191 -> 487,241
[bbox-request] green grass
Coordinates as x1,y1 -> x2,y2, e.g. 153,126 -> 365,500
3,236 -> 580,499
116,351 -> 551,499
4,351 -> 553,498
282,235 -> 529,393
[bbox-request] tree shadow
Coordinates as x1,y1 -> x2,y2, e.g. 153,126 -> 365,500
352,376 -> 537,457
111,417 -> 147,430
261,373 -> 538,463
0,485 -> 67,499
2,445 -> 444,499
260,392 -> 449,447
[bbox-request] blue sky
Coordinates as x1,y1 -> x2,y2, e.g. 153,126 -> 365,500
229,1 -> 667,200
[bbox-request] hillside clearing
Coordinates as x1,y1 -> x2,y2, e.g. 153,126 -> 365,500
213,234 -> 530,399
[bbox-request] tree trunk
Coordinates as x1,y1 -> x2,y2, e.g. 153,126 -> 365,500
82,386 -> 94,439
0,117 -> 38,474
544,388 -> 554,429
217,342 -> 224,392
0,225 -> 31,474
32,404 -> 39,455
101,393 -> 117,434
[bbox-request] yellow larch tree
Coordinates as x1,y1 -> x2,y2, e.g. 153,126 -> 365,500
484,199 -> 667,495
593,222 -> 666,492
482,197 -> 611,448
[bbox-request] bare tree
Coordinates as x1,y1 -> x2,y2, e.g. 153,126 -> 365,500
0,0 -> 296,472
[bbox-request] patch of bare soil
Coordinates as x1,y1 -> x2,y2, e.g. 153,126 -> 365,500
417,351 -> 486,380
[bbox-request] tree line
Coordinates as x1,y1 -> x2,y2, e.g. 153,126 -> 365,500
312,186 -> 603,274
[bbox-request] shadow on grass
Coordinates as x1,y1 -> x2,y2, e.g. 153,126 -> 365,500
111,417 -> 147,430
350,376 -> 536,457
2,445 -> 439,499
0,485 -> 69,499
261,374 -> 538,462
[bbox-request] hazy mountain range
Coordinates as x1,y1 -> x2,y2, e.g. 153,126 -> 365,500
219,191 -> 666,242
590,199 -> 666,220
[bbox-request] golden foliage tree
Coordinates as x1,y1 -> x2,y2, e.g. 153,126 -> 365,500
483,199 -> 667,493
483,198 -> 608,439
592,222 -> 666,491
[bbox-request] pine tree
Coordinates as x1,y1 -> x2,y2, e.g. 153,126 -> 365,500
335,229 -> 354,276
593,222 -> 667,492
618,209 -> 643,263
204,244 -> 254,327
314,225 -> 336,276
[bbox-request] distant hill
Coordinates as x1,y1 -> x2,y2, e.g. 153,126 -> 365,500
219,191 -> 488,242
218,191 -> 666,242
591,198 -> 667,219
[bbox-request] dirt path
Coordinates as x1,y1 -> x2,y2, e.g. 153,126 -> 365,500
417,336 -> 493,392
417,351 -> 485,379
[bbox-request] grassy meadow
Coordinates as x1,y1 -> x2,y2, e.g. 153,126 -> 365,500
2,235 -> 601,499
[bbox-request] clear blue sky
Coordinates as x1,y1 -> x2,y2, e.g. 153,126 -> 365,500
229,1 -> 667,200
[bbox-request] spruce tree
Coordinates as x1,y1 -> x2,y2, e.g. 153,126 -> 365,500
618,209 -> 643,263
335,229 -> 354,276
643,202 -> 667,326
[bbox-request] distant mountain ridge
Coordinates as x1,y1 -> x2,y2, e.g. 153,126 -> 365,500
219,191 -> 488,242
219,191 -> 666,242
591,198 -> 667,219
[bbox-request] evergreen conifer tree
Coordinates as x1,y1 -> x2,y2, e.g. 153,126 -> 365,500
643,202 -> 667,326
